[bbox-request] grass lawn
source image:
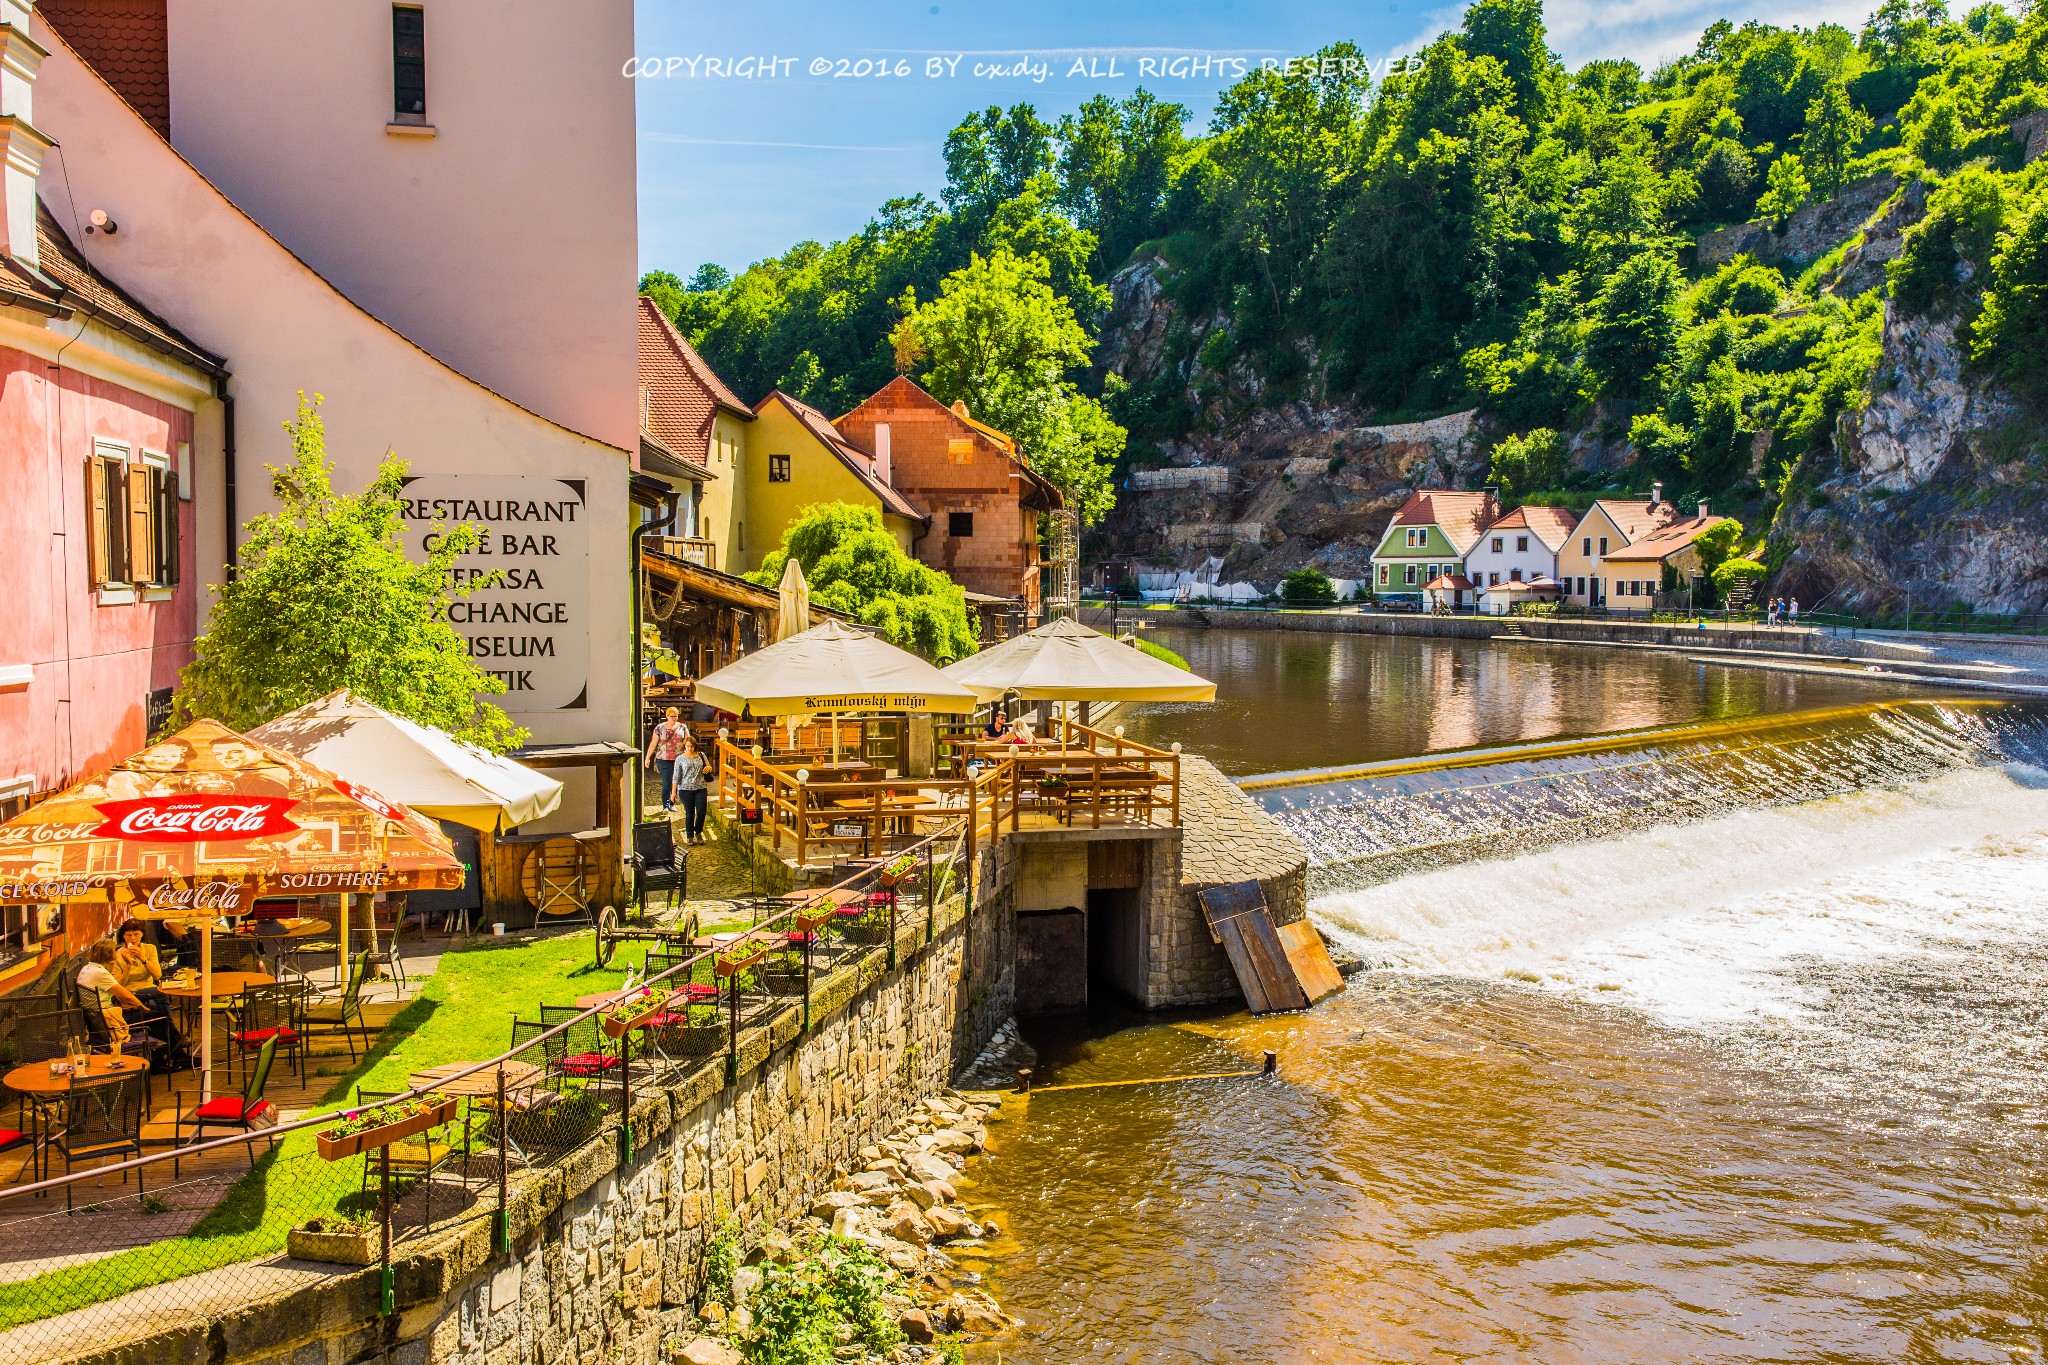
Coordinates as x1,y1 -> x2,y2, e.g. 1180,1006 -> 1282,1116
0,930 -> 684,1331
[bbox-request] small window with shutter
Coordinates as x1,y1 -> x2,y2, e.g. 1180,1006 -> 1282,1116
87,444 -> 130,590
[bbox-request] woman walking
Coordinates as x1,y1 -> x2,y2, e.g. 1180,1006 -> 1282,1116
672,734 -> 709,845
645,706 -> 689,813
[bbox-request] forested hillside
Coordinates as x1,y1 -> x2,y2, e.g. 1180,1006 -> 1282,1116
644,0 -> 2048,613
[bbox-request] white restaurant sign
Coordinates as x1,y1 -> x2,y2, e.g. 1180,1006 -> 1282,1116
400,474 -> 589,712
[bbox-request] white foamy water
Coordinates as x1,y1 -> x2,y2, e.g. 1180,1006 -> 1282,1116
1313,763 -> 2048,1027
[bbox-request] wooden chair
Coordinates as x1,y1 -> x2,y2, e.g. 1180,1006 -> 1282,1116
362,912 -> 409,994
355,1087 -> 463,1230
303,951 -> 371,1060
174,1035 -> 279,1172
55,1073 -> 147,1210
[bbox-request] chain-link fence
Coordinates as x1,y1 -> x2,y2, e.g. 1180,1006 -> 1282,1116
0,820 -> 973,1356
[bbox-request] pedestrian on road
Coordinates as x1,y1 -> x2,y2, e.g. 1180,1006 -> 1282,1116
1789,596 -> 1800,626
646,706 -> 688,813
672,734 -> 709,844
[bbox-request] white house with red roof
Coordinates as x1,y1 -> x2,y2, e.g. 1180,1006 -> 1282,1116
1467,505 -> 1580,612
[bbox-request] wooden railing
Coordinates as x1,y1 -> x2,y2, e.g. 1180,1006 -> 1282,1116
716,717 -> 1181,867
654,536 -> 718,569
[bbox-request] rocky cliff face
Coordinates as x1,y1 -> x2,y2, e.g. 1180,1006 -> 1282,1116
1773,303 -> 2048,615
1097,186 -> 2046,612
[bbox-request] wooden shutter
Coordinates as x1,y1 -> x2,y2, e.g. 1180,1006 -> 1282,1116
155,467 -> 180,586
128,463 -> 154,586
86,458 -> 106,586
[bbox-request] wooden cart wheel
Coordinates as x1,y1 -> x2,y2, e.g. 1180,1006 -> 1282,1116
595,904 -> 620,968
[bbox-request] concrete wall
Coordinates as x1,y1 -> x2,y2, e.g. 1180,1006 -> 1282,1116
163,0 -> 639,454
34,27 -> 634,746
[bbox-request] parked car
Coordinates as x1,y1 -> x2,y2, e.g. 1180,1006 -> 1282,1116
1377,598 -> 1422,614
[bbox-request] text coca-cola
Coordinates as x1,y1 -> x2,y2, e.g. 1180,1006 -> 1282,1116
90,796 -> 301,843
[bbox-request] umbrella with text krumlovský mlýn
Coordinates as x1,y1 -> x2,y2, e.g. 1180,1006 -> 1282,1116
0,718 -> 465,1099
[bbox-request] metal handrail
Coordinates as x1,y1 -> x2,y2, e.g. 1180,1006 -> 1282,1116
0,818 -> 971,1206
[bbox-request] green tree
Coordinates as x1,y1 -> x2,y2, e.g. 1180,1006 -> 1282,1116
746,503 -> 979,662
1712,556 -> 1769,593
1488,427 -> 1571,502
173,394 -> 526,751
1972,190 -> 2048,402
891,248 -> 1123,522
942,104 -> 1055,228
1800,80 -> 1872,197
1462,0 -> 1558,122
1280,566 -> 1338,603
1583,252 -> 1684,399
1055,90 -> 1191,274
1569,143 -> 1668,268
1757,153 -> 1812,218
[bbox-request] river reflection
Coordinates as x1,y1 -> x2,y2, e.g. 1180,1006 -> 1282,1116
1112,627 -> 1903,776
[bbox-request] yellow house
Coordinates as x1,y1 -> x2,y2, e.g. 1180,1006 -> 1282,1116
739,390 -> 928,573
1554,483 -> 1726,608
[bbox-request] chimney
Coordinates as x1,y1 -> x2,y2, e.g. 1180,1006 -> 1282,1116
1649,481 -> 1663,510
1697,499 -> 1709,519
873,423 -> 891,487
950,399 -> 970,421
0,0 -> 48,273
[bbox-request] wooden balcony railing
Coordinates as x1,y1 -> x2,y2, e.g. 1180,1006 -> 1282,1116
714,716 -> 1181,867
655,536 -> 717,569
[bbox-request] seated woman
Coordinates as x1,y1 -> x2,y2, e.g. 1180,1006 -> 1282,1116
79,937 -> 189,1071
1008,718 -> 1037,745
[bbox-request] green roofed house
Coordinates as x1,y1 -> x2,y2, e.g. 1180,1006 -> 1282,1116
1369,490 -> 1499,605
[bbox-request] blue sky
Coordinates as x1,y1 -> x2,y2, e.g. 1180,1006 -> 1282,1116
634,0 -> 1879,278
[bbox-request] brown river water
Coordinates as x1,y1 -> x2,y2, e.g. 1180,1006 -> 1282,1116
963,628 -> 2048,1363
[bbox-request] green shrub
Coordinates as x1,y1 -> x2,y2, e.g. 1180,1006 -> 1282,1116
1135,638 -> 1191,670
1279,567 -> 1338,604
1972,188 -> 2048,401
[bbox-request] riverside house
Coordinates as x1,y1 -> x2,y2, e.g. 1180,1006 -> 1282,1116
1370,490 -> 1499,604
637,296 -> 748,570
1596,501 -> 1732,606
1466,505 -> 1580,614
1555,483 -> 1695,608
742,390 -> 930,573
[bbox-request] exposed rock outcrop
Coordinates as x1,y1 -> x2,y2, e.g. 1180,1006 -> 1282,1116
1695,173 -> 1900,270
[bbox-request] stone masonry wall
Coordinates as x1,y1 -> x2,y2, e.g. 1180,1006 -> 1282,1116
54,870 -> 1017,1365
1141,756 -> 1310,1007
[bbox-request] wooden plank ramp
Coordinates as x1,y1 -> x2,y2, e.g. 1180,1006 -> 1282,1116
1197,881 -> 1311,1014
1276,919 -> 1345,1004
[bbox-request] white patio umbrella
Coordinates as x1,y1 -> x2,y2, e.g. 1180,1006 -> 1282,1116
775,558 -> 812,642
941,617 -> 1217,704
696,619 -> 976,762
250,690 -> 562,957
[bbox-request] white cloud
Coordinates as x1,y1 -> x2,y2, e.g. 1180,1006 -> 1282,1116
1386,0 -> 1884,72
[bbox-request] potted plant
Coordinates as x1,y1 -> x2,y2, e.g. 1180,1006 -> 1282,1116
877,853 -> 918,888
316,1092 -> 458,1161
287,1214 -> 379,1265
602,986 -> 673,1039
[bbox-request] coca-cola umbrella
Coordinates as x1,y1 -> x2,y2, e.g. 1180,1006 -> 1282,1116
0,718 -> 464,1097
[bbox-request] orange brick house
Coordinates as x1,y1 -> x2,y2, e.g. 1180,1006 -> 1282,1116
835,377 -> 1063,624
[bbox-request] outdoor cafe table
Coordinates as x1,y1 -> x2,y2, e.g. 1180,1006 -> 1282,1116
409,1058 -> 546,1099
160,970 -> 275,1036
4,1054 -> 151,1179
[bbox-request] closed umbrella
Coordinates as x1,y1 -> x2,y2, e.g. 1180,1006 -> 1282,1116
775,558 -> 812,642
0,719 -> 463,1099
941,617 -> 1217,703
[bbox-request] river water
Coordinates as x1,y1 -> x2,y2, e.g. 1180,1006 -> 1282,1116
963,628 -> 2048,1363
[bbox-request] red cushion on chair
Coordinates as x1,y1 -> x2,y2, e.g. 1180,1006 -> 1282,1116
677,984 -> 719,1001
194,1097 -> 273,1122
233,1026 -> 298,1046
560,1052 -> 618,1076
0,1128 -> 24,1150
785,931 -> 818,945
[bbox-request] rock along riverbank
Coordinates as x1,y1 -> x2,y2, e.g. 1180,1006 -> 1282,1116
674,1087 -> 1014,1364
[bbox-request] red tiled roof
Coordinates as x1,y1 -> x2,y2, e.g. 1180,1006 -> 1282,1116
757,390 -> 929,526
1423,574 -> 1477,591
1600,515 -> 1731,562
638,296 -> 750,466
1591,498 -> 1678,544
1487,504 -> 1580,550
1388,489 -> 1499,555
37,0 -> 169,138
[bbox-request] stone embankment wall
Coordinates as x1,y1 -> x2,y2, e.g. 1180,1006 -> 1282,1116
77,878 -> 1016,1365
1078,603 -> 1929,662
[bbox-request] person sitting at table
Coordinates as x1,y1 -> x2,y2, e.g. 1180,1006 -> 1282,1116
153,916 -> 198,970
983,709 -> 1010,740
1008,718 -> 1036,745
78,938 -> 189,1071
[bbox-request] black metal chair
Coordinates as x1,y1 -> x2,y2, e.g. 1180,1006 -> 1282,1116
536,1004 -> 622,1093
174,1034 -> 279,1172
12,1006 -> 81,1064
632,820 -> 688,917
229,982 -> 307,1084
361,913 -> 410,994
54,1073 -> 147,1210
303,951 -> 372,1060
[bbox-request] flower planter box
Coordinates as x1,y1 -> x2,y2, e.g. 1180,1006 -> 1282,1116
287,1223 -> 378,1265
316,1097 -> 459,1161
760,966 -> 806,997
602,991 -> 672,1039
